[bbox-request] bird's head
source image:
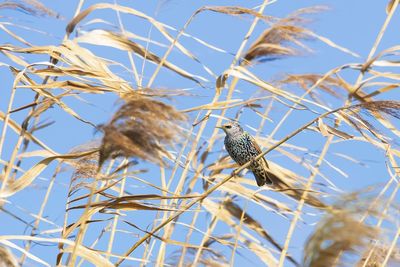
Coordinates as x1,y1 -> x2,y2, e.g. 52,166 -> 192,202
217,122 -> 244,136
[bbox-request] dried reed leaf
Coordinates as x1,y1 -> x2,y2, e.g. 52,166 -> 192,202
1,51 -> 30,68
203,234 -> 236,248
0,24 -> 32,46
317,118 -> 329,137
0,240 -> 49,266
182,99 -> 243,112
17,149 -> 56,159
196,257 -> 229,267
344,101 -> 400,140
312,120 -> 354,140
62,245 -> 114,267
69,193 -> 196,206
74,30 -> 206,84
10,66 -> 99,126
362,83 -> 400,99
279,74 -> 348,99
325,125 -> 354,140
0,0 -> 59,18
69,200 -> 179,212
0,111 -> 56,154
8,234 -> 115,267
202,199 -> 278,266
353,101 -> 400,120
16,80 -> 96,127
168,246 -> 228,267
220,67 -> 299,104
219,180 -> 292,214
269,172 -> 326,209
99,96 -> 187,167
1,41 -> 134,94
21,80 -> 113,94
62,207 -> 103,239
123,223 -> 217,250
66,3 -> 210,82
198,6 -> 273,20
223,199 -> 299,266
0,149 -> 98,198
309,31 -> 360,57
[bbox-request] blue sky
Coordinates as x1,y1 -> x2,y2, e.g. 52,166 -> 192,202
1,0 -> 399,266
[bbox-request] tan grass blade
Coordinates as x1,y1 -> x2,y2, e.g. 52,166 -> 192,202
0,235 -> 113,267
219,180 -> 292,214
1,149 -> 98,198
0,111 -> 56,154
0,240 -> 51,267
202,199 -> 278,266
198,5 -> 274,20
0,0 -> 59,18
223,199 -> 299,266
0,24 -> 32,46
66,3 -> 211,82
74,30 -> 207,84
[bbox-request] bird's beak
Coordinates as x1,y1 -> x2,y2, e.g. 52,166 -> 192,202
216,126 -> 223,129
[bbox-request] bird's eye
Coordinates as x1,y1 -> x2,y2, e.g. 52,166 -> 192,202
225,125 -> 232,129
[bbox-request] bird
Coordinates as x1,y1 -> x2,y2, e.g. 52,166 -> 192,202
217,121 -> 274,186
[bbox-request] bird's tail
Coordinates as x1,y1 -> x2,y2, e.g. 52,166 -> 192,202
271,175 -> 327,209
256,159 -> 327,208
253,157 -> 276,186
253,171 -> 274,186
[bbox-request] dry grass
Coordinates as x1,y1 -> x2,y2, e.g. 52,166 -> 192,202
303,191 -> 395,267
0,246 -> 18,267
242,7 -> 323,65
99,94 -> 187,167
0,1 -> 399,267
0,0 -> 60,18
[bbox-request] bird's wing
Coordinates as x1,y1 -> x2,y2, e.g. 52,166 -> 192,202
248,134 -> 274,185
248,134 -> 270,169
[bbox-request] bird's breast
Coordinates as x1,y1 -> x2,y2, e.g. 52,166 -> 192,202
224,134 -> 260,165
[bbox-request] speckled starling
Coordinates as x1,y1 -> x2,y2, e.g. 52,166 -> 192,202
217,122 -> 273,186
